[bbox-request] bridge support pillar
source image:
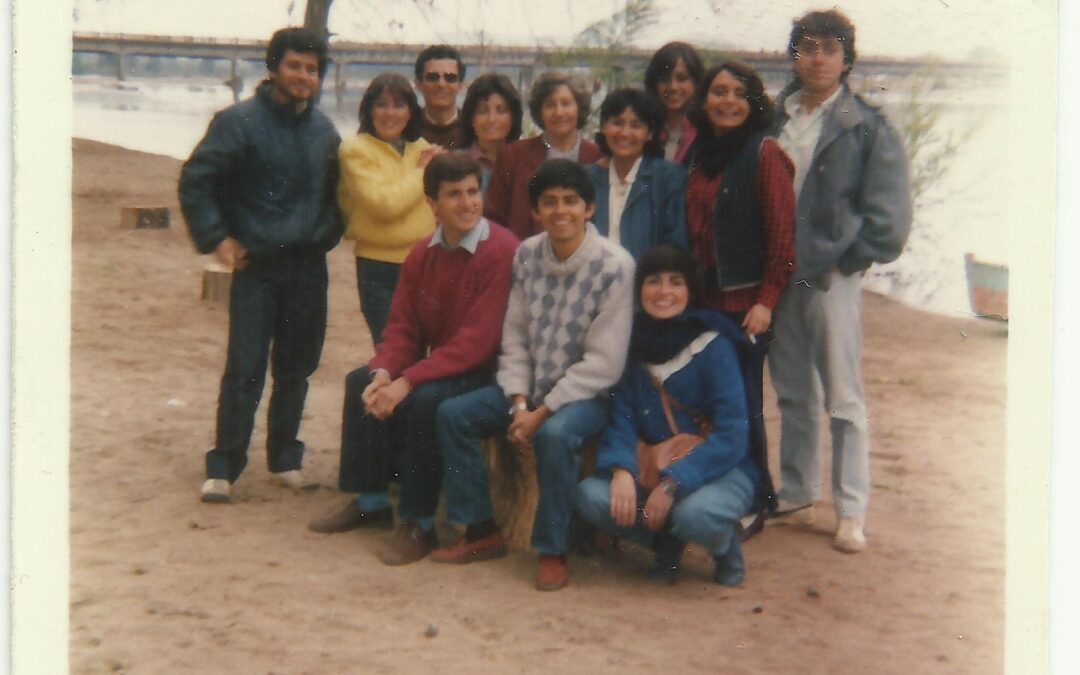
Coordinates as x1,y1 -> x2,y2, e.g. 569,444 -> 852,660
334,61 -> 345,114
229,58 -> 242,103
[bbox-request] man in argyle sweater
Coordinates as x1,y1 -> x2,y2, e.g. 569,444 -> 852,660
431,159 -> 635,591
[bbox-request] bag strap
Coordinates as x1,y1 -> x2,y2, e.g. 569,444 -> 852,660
646,369 -> 709,436
648,372 -> 680,436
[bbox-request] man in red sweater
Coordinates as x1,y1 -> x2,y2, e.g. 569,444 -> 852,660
308,153 -> 519,565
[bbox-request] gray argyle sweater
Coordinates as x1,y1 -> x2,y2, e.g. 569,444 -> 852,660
497,223 -> 635,412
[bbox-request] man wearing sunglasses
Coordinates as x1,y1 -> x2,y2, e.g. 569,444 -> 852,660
414,44 -> 465,149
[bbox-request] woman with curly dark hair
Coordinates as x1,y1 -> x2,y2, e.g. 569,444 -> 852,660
459,73 -> 524,196
683,61 -> 795,501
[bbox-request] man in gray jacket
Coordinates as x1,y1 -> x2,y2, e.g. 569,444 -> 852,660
768,9 -> 911,553
179,27 -> 342,503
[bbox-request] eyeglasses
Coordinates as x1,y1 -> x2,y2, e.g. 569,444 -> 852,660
423,72 -> 460,84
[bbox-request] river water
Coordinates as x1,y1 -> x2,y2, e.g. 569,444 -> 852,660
72,73 -> 1011,317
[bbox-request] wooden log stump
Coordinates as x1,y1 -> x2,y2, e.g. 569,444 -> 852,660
201,262 -> 233,305
483,437 -> 598,552
484,437 -> 537,551
121,206 -> 170,229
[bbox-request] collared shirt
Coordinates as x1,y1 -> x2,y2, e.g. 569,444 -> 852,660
543,133 -> 582,161
427,217 -> 491,254
777,86 -> 843,196
607,156 -> 642,246
663,124 -> 682,162
463,143 -> 496,195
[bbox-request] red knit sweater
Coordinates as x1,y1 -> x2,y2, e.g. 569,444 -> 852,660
368,221 -> 519,386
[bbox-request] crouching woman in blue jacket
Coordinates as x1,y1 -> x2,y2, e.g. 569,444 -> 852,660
576,244 -> 766,586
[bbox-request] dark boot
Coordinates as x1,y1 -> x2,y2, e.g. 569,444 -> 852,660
647,529 -> 685,584
714,536 -> 746,587
307,500 -> 393,533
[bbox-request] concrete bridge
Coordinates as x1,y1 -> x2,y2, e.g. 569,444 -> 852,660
72,32 -> 1005,103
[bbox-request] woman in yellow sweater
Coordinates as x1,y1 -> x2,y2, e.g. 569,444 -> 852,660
339,73 -> 444,344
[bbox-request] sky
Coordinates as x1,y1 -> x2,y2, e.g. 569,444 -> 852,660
71,0 -> 1044,61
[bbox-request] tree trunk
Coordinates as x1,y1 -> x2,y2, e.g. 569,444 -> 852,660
304,0 -> 334,39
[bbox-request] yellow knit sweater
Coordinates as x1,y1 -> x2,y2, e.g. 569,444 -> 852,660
338,133 -> 435,263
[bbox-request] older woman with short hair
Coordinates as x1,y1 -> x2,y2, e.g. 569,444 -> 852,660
484,71 -> 602,239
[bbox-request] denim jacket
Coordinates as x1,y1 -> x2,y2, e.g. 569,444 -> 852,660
586,156 -> 689,261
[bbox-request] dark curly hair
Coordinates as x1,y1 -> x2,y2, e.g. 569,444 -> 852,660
266,27 -> 330,79
459,73 -> 524,147
688,61 -> 773,138
527,71 -> 592,131
527,158 -> 596,209
357,73 -> 423,142
593,88 -> 665,159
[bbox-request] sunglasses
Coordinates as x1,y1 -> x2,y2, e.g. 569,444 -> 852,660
423,72 -> 460,84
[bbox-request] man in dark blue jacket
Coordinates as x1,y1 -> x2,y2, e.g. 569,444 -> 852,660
179,27 -> 343,503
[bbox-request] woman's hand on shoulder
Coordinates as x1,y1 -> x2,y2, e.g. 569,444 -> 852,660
417,145 -> 448,169
610,469 -> 637,528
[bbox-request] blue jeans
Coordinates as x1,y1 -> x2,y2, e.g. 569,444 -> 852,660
206,251 -> 328,482
576,468 -> 755,560
437,384 -> 608,555
355,257 -> 400,345
338,366 -> 489,520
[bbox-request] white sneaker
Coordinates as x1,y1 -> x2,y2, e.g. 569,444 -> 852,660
833,517 -> 867,553
270,470 -> 319,492
769,499 -> 815,528
200,479 -> 231,504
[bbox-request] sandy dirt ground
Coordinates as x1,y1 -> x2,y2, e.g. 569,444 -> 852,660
69,139 -> 1008,674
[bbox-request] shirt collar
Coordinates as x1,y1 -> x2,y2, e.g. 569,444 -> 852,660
785,84 -> 844,119
608,156 -> 643,187
428,217 -> 490,254
424,109 -> 459,128
542,132 -> 582,160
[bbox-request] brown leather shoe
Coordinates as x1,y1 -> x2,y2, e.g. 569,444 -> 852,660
378,522 -> 438,566
307,500 -> 393,533
430,531 -> 508,564
535,554 -> 569,591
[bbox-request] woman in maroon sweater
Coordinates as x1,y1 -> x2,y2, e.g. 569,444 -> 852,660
484,71 -> 602,239
683,61 -> 795,464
